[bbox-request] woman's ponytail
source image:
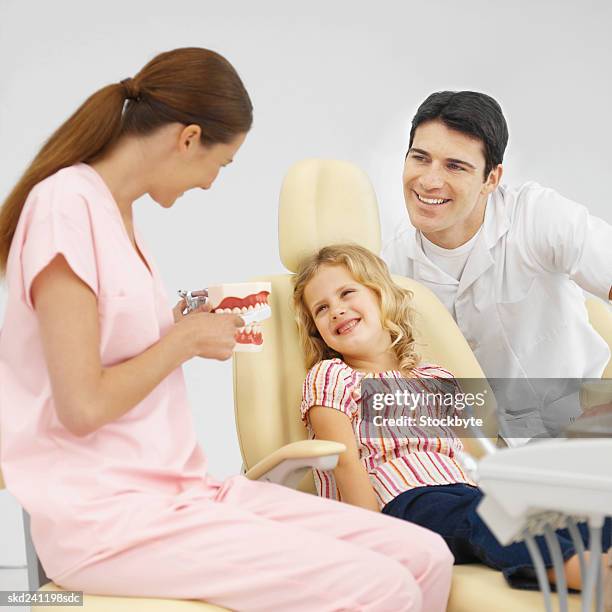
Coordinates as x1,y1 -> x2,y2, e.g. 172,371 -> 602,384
0,47 -> 252,277
0,82 -> 128,274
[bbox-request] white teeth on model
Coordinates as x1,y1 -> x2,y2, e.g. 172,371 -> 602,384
218,302 -> 268,313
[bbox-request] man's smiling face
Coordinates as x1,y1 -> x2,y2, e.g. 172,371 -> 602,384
403,120 -> 501,248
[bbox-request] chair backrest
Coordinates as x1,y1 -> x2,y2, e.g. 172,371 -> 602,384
277,159 -> 382,271
586,298 -> 612,378
233,159 -> 498,492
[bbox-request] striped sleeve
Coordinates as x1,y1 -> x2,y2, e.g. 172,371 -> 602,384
300,359 -> 358,423
415,364 -> 460,417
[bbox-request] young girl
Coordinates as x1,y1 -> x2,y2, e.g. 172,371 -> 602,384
293,243 -> 612,590
0,49 -> 453,612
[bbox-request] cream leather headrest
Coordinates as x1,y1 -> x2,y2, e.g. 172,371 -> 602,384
279,159 -> 382,272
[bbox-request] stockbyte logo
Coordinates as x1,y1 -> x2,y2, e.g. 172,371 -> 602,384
360,377 -> 612,439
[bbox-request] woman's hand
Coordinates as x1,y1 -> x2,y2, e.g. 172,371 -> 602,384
173,310 -> 244,361
173,289 -> 209,323
172,289 -> 243,361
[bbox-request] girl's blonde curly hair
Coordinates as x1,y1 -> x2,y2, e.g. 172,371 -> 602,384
292,243 -> 420,375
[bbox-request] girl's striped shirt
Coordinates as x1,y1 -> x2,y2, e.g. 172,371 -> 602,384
300,358 -> 475,509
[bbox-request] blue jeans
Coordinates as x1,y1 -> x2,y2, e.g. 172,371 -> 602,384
382,483 -> 612,589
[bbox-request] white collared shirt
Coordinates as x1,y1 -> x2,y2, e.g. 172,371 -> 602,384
383,182 -> 612,440
420,226 -> 482,282
420,227 -> 482,317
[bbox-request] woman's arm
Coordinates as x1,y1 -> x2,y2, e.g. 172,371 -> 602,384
31,254 -> 243,437
308,406 -> 380,512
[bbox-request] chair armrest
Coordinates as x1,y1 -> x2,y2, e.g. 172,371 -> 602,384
244,440 -> 346,488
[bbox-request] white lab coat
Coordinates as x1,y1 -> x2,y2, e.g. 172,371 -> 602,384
383,182 -> 612,440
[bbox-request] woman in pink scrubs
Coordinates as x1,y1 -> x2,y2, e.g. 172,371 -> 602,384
0,47 -> 453,611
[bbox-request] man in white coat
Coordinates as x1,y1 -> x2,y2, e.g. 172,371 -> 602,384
382,91 -> 612,441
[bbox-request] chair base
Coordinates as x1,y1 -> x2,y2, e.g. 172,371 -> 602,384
33,582 -> 229,611
448,564 -> 583,612
35,564 -> 585,611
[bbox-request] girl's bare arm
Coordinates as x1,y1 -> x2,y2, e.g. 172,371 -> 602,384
308,406 -> 380,512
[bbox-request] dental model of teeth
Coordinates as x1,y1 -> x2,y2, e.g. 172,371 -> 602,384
207,282 -> 272,352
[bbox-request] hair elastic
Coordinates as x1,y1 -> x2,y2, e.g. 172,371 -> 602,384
120,77 -> 140,102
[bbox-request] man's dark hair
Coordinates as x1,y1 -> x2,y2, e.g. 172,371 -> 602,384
409,91 -> 508,179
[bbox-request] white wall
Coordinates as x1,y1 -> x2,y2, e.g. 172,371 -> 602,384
1,0 -> 611,564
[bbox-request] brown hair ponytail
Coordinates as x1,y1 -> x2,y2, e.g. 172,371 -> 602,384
0,47 -> 252,275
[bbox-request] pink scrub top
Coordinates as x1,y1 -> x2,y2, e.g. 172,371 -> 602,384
0,164 -> 217,578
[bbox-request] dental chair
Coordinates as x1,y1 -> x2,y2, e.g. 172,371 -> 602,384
232,158 -> 612,611
586,297 -> 612,378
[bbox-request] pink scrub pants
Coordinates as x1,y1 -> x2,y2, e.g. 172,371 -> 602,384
53,475 -> 453,611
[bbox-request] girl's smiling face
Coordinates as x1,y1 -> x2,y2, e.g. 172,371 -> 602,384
303,264 -> 392,359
